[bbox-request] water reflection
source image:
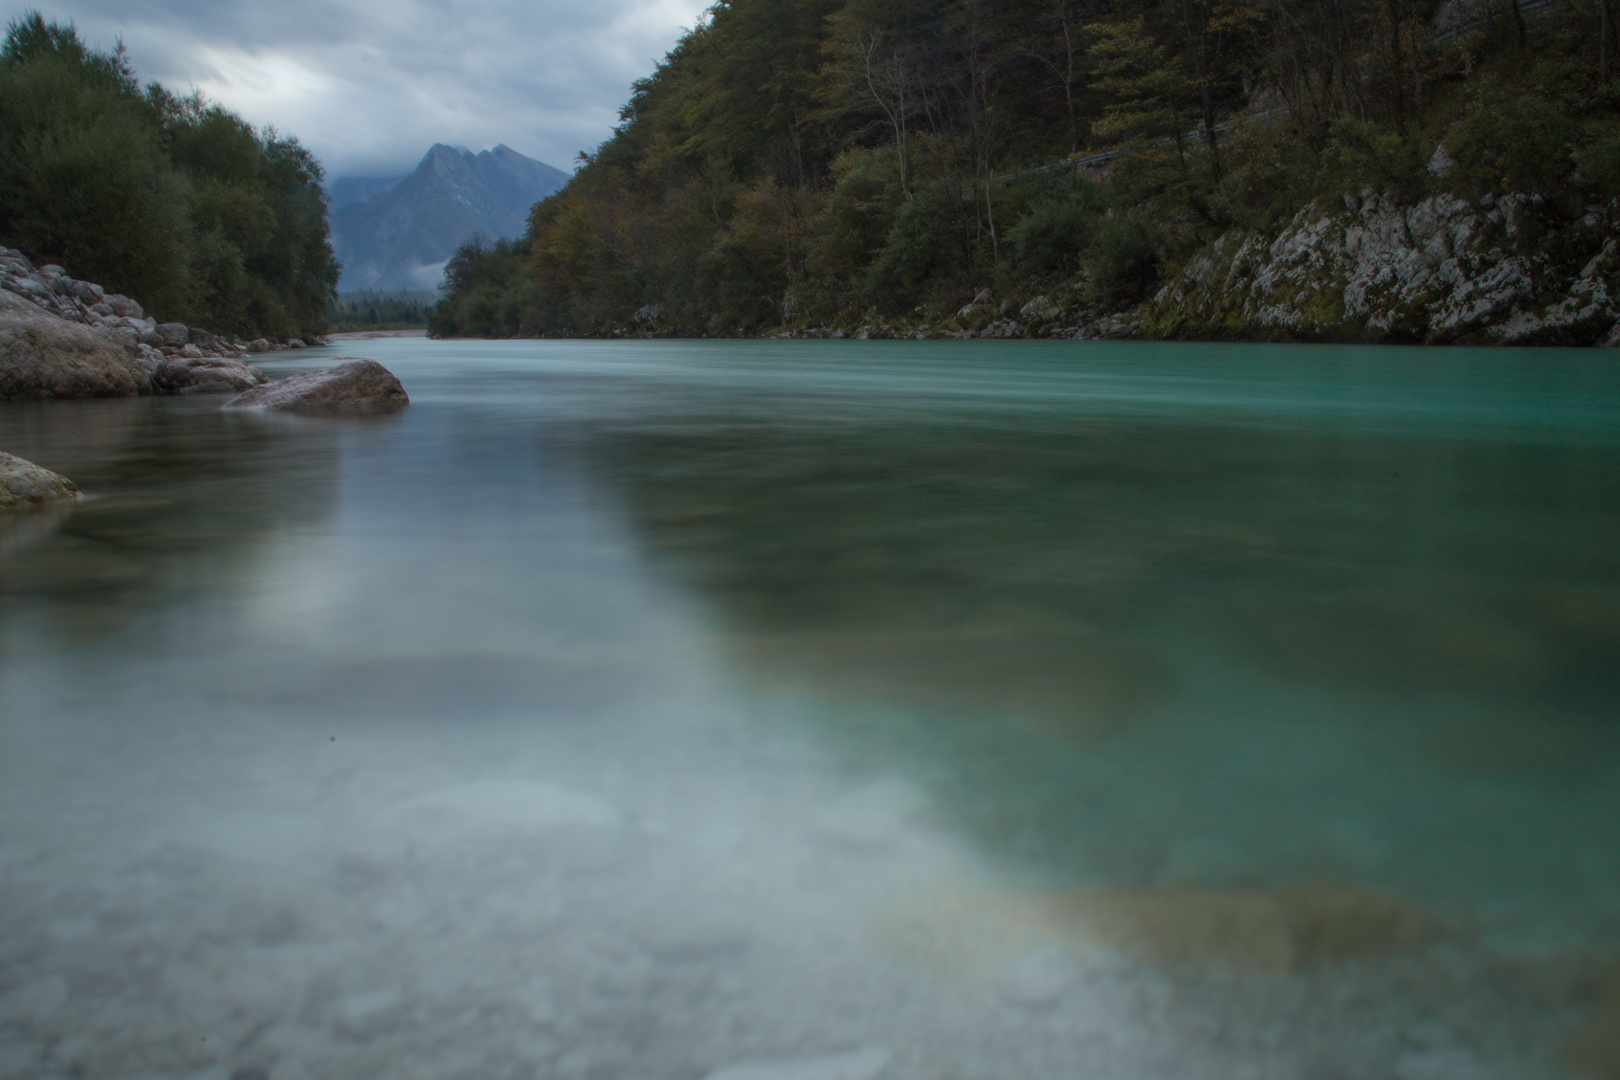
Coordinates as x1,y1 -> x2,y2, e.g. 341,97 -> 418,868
612,412 -> 1620,900
0,397 -> 344,647
0,340 -> 1617,1080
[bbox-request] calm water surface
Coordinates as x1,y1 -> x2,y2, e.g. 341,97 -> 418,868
1,339 -> 1618,1080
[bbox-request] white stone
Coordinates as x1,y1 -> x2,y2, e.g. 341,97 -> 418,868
1002,945 -> 1081,1006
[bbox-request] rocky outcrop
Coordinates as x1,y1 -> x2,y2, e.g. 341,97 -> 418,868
1138,192 -> 1620,345
222,359 -> 409,412
150,356 -> 270,395
0,246 -> 323,396
0,451 -> 78,510
2,246 -> 165,369
0,289 -> 151,399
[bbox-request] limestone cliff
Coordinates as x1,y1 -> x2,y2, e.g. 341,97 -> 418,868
1136,192 -> 1619,347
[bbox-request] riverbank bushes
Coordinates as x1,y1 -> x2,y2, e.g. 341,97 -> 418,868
431,0 -> 1620,340
0,13 -> 338,340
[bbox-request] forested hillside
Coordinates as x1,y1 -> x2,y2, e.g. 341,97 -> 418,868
0,13 -> 337,340
431,0 -> 1620,341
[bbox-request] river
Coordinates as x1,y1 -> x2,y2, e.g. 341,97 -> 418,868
2,339 -> 1617,1080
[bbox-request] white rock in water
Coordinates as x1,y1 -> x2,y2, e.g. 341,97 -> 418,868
705,1049 -> 890,1080
1002,945 -> 1080,1006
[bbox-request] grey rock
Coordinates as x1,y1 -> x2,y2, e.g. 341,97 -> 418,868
222,358 -> 409,412
104,294 -> 144,319
1139,190 -> 1617,344
957,287 -> 995,319
132,344 -> 164,374
0,289 -> 149,399
1077,312 -> 1140,339
1020,295 -> 1062,322
0,247 -> 33,273
0,452 -> 78,511
152,356 -> 268,395
99,325 -> 141,352
154,322 -> 190,348
286,338 -> 307,349
980,318 -> 1026,339
245,338 -> 272,353
4,277 -> 52,304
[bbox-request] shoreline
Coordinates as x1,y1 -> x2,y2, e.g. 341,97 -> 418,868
325,328 -> 428,341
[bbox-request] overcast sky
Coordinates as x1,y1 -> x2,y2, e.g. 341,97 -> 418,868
8,0 -> 709,181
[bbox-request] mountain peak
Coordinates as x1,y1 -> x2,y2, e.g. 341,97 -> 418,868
330,145 -> 570,291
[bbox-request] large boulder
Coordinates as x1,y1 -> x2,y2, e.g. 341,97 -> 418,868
222,359 -> 409,413
151,356 -> 269,395
0,451 -> 78,511
0,289 -> 149,399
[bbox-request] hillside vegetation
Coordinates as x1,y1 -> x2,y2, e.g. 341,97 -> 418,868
431,0 -> 1620,341
0,13 -> 337,340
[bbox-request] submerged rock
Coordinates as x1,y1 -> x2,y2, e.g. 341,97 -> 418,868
222,358 -> 408,412
1569,970 -> 1620,1079
1062,883 -> 1440,975
0,289 -> 149,399
150,356 -> 268,395
0,452 -> 79,511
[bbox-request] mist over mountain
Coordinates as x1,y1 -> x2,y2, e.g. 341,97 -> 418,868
329,175 -> 407,211
330,145 -> 569,291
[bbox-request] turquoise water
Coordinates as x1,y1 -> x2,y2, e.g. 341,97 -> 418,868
1,339 -> 1617,1080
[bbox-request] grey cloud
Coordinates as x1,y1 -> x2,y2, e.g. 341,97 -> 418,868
8,0 -> 706,177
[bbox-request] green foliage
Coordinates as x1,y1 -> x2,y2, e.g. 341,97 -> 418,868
1083,212 -> 1159,305
0,12 -> 337,338
1320,118 -> 1426,199
1444,84 -> 1576,199
1577,134 -> 1620,200
428,236 -> 535,337
434,0 -> 1607,337
329,291 -> 432,331
1007,179 -> 1101,276
864,183 -> 961,311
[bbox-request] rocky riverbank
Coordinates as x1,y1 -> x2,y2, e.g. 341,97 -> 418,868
751,192 -> 1620,347
0,247 -> 324,392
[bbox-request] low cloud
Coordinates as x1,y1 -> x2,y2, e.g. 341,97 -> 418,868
8,0 -> 708,178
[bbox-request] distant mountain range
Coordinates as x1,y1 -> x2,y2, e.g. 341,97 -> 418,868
328,145 -> 570,291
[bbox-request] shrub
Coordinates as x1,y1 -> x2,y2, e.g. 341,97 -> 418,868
1444,85 -> 1575,199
